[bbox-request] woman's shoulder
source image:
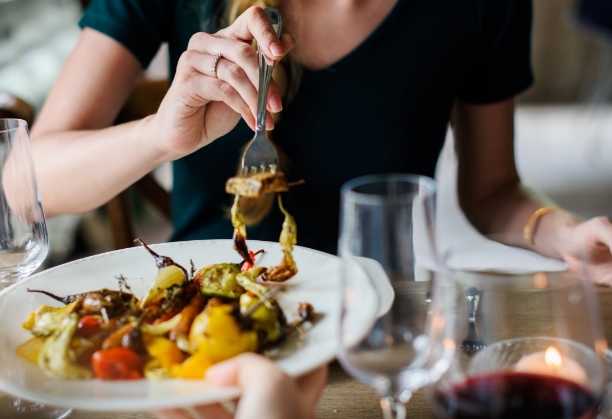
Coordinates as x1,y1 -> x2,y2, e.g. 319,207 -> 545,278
79,0 -> 219,68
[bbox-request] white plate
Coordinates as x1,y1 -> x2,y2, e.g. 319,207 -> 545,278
0,240 -> 342,411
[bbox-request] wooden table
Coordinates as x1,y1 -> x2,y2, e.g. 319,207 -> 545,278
5,285 -> 612,419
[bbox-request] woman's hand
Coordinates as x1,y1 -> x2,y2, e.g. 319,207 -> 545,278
153,353 -> 328,419
150,7 -> 297,160
554,216 -> 612,286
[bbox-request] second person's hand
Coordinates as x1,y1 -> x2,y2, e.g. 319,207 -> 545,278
153,353 -> 328,419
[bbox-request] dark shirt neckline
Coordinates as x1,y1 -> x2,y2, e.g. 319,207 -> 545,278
304,0 -> 407,74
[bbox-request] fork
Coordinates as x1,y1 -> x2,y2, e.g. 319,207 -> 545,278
240,7 -> 283,175
461,287 -> 486,356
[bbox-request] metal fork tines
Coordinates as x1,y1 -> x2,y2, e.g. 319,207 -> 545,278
461,287 -> 486,356
240,7 -> 282,175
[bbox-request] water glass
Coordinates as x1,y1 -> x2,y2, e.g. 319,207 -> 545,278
0,118 -> 48,286
337,174 -> 454,419
0,119 -> 68,418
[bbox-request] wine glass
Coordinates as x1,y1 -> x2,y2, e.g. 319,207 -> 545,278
337,174 -> 455,419
429,235 -> 608,419
0,119 -> 70,418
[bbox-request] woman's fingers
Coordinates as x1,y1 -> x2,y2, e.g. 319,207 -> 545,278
177,71 -> 255,131
173,6 -> 298,135
152,405 -> 232,419
218,7 -> 287,58
151,408 -> 190,419
188,404 -> 234,419
296,365 -> 328,414
178,50 -> 256,122
187,32 -> 292,114
591,217 -> 612,252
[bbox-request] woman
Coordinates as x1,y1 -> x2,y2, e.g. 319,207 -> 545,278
30,2 -> 612,270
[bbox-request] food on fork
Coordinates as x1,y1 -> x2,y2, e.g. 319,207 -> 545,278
230,191 -> 297,282
225,171 -> 289,198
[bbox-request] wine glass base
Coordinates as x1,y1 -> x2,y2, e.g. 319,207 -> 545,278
0,267 -> 37,288
0,395 -> 71,419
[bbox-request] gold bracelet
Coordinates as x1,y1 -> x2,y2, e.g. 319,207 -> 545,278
524,206 -> 559,245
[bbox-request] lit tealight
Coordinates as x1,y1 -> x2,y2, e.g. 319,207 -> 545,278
515,346 -> 588,386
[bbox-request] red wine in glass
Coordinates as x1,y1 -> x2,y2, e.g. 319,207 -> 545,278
433,371 -> 600,419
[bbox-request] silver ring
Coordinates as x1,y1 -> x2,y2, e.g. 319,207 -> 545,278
210,53 -> 221,78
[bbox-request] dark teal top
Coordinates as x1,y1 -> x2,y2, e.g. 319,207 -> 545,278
80,0 -> 533,254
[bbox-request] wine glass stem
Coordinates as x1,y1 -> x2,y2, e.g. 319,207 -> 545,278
380,396 -> 406,419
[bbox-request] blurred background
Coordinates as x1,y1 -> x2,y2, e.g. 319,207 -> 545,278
0,0 -> 611,266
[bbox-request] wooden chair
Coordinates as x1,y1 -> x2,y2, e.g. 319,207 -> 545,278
0,87 -> 169,250
106,78 -> 171,249
0,92 -> 35,127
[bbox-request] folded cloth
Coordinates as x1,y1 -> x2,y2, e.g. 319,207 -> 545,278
577,0 -> 612,39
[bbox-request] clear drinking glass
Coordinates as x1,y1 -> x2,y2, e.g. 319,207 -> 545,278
338,174 -> 455,419
0,118 -> 48,287
429,235 -> 608,419
0,119 -> 70,418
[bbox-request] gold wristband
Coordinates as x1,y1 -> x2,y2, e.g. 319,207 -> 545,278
524,206 -> 559,245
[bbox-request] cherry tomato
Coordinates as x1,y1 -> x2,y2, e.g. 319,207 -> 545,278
241,251 -> 257,272
91,347 -> 144,380
77,315 -> 101,338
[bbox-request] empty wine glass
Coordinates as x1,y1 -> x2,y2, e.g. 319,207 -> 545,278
337,174 -> 455,419
0,118 -> 48,287
0,119 -> 70,418
429,235 -> 608,419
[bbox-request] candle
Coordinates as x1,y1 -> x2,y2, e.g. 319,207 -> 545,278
514,346 -> 588,386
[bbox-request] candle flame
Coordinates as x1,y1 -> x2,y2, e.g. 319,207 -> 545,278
545,346 -> 562,368
534,272 -> 547,289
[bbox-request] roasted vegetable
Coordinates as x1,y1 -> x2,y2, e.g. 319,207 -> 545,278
169,293 -> 208,350
141,313 -> 182,336
16,336 -> 46,364
170,351 -> 214,379
102,324 -> 133,350
236,267 -> 272,307
196,263 -> 244,299
76,315 -> 102,338
26,289 -> 82,305
139,265 -> 188,308
240,292 -> 281,342
189,303 -> 258,362
298,302 -> 314,321
264,195 -> 298,282
144,282 -> 198,325
81,290 -> 134,317
91,347 -> 144,380
22,301 -> 80,337
225,172 -> 289,198
240,249 -> 264,272
231,195 -> 253,264
135,238 -> 188,277
144,336 -> 185,370
121,324 -> 147,355
28,288 -> 135,317
38,314 -> 92,379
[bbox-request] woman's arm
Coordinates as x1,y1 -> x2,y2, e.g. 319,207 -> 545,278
455,99 -> 612,283
31,28 -> 160,217
32,7 -> 296,217
454,99 -> 581,257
